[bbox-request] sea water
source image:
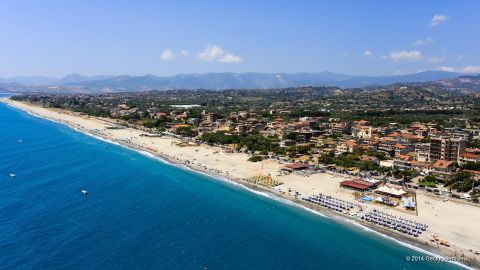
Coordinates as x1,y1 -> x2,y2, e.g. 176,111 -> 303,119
0,100 -> 464,270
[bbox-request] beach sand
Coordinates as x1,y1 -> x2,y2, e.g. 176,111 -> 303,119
4,98 -> 480,268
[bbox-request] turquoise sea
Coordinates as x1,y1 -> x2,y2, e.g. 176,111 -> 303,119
0,98 -> 464,270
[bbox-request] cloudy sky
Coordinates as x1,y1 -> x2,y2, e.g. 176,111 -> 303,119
1,0 -> 479,77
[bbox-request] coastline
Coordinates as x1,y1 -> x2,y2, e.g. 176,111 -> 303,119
2,98 -> 478,269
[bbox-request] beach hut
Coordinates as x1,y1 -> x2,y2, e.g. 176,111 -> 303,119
283,163 -> 309,171
340,179 -> 376,191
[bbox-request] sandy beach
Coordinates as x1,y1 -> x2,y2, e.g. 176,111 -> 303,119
3,98 -> 480,268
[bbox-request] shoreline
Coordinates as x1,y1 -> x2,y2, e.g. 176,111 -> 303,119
2,98 -> 478,269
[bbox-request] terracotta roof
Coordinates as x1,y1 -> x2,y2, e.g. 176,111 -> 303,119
394,144 -> 406,149
466,148 -> 480,154
172,124 -> 189,128
284,163 -> 308,170
353,120 -> 369,126
410,123 -> 425,128
396,155 -> 410,160
411,160 -> 426,167
345,140 -> 358,147
340,179 -> 375,190
433,159 -> 454,169
360,155 -> 378,161
461,153 -> 480,159
400,133 -> 423,140
359,144 -> 369,149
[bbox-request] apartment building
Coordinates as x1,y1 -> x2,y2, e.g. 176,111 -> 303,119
429,137 -> 466,162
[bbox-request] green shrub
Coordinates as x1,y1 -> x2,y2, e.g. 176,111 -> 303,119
248,155 -> 263,162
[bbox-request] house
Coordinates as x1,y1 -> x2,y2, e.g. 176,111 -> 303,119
380,160 -> 394,168
315,137 -> 332,148
336,140 -> 359,154
359,155 -> 380,164
415,143 -> 430,162
394,143 -> 409,156
459,153 -> 480,164
352,120 -> 369,126
331,122 -> 350,134
431,159 -> 456,180
400,133 -> 424,143
411,160 -> 429,172
378,138 -> 396,157
352,126 -> 373,139
393,155 -> 412,171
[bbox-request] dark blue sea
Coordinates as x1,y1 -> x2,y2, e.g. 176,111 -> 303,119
0,99 -> 464,270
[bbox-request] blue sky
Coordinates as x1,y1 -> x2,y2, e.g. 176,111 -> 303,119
1,0 -> 479,77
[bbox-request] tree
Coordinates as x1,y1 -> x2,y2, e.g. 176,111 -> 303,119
460,162 -> 480,171
248,155 -> 262,162
285,132 -> 298,141
420,136 -> 431,143
175,126 -> 195,137
142,120 -> 155,128
418,175 -> 438,187
448,172 -> 476,192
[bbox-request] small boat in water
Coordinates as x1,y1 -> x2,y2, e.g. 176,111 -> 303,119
9,173 -> 16,178
81,189 -> 89,195
17,139 -> 23,143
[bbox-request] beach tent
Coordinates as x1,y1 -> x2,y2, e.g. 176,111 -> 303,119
404,200 -> 415,209
375,184 -> 407,198
403,197 -> 415,209
361,195 -> 373,202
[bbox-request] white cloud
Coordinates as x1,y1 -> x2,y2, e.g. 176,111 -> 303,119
363,49 -> 372,57
386,50 -> 422,62
160,49 -> 176,60
462,65 -> 480,73
179,49 -> 190,57
219,53 -> 242,63
428,65 -> 480,73
436,66 -> 455,72
430,14 -> 447,27
198,45 -> 242,63
160,49 -> 190,61
428,56 -> 447,64
198,45 -> 224,61
414,38 -> 434,46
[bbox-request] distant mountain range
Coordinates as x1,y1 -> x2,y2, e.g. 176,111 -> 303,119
0,74 -> 115,86
0,71 -> 475,93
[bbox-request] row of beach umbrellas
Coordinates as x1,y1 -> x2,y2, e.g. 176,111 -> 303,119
361,209 -> 428,237
303,193 -> 358,212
